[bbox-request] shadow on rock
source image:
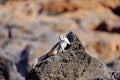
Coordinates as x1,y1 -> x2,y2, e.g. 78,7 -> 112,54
0,56 -> 24,80
16,44 -> 35,77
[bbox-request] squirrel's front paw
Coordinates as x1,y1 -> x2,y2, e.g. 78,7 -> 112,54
62,50 -> 65,52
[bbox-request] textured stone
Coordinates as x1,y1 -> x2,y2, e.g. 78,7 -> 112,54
26,32 -> 119,80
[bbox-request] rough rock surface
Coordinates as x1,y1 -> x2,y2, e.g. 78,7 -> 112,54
26,32 -> 120,80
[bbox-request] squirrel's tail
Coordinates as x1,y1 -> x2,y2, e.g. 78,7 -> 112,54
38,54 -> 50,62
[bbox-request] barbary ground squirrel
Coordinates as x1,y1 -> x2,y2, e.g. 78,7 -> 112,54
32,34 -> 70,68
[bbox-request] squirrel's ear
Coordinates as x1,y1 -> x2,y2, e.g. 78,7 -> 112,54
59,34 -> 62,38
59,35 -> 61,39
59,34 -> 66,39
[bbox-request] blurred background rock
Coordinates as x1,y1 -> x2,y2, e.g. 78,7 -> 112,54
0,0 -> 120,80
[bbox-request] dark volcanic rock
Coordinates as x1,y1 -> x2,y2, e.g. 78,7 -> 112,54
25,32 -> 120,80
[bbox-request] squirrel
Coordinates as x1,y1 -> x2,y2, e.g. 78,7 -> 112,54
32,34 -> 70,68
48,34 -> 70,56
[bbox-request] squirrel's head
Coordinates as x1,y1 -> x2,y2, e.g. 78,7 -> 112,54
59,34 -> 70,44
59,34 -> 66,40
